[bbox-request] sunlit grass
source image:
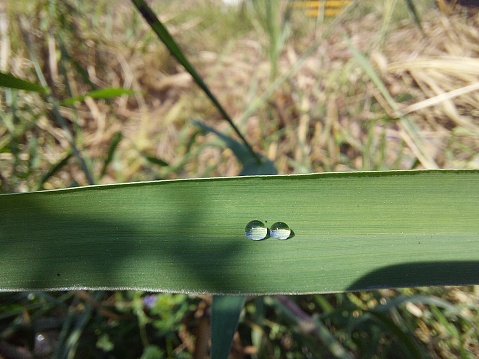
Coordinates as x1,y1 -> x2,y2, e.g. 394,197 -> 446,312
1,0 -> 479,357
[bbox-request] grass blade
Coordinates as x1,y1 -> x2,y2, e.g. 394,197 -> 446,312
402,0 -> 424,34
275,296 -> 353,359
130,0 -> 260,163
237,0 -> 359,125
61,88 -> 134,106
194,117 -> 276,352
19,17 -> 95,185
346,38 -> 438,169
55,291 -> 104,359
211,295 -> 245,359
0,71 -> 47,93
194,120 -> 277,175
367,311 -> 425,358
38,151 -> 74,190
143,154 -> 169,168
0,170 -> 478,294
375,294 -> 464,315
100,131 -> 123,178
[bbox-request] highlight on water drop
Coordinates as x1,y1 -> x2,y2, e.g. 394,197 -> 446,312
270,222 -> 291,240
245,220 -> 268,240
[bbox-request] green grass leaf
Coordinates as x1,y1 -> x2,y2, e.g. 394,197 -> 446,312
0,71 -> 47,93
402,0 -> 424,33
61,88 -> 134,106
194,120 -> 277,175
100,132 -> 123,178
19,17 -> 95,185
211,296 -> 245,359
346,38 -> 437,169
38,151 -> 74,190
274,296 -> 354,359
130,0 -> 261,163
143,154 -> 170,168
366,311 -> 425,358
0,170 -> 478,294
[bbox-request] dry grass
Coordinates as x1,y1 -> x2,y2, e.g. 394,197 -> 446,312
119,1 -> 479,177
1,0 -> 479,186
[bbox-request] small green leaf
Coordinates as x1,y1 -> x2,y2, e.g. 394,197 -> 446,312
194,120 -> 250,165
101,132 -> 123,178
140,345 -> 164,359
61,88 -> 134,105
38,151 -> 74,190
0,71 -> 47,93
144,154 -> 170,168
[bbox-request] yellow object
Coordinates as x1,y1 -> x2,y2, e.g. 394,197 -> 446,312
295,1 -> 478,18
293,0 -> 353,17
436,0 -> 456,14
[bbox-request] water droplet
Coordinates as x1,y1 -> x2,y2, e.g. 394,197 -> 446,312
245,220 -> 268,240
270,222 -> 291,240
34,333 -> 53,356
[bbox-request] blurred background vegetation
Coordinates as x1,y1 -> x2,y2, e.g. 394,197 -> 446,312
1,0 -> 479,357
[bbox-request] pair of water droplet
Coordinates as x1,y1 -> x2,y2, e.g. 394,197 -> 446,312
245,220 -> 292,240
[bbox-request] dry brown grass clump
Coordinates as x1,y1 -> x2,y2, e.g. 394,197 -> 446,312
382,12 -> 479,168
180,4 -> 479,174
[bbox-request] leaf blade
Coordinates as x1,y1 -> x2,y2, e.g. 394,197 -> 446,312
211,296 -> 245,359
0,170 -> 478,294
130,0 -> 260,162
0,71 -> 47,93
61,88 -> 134,106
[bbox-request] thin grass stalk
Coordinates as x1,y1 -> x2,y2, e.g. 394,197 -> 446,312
18,17 -> 95,185
55,292 -> 103,359
367,311 -> 425,358
378,0 -> 397,48
56,38 -> 85,142
346,38 -> 439,169
276,295 -> 354,359
237,0 -> 359,125
402,0 -> 424,33
400,81 -> 479,116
